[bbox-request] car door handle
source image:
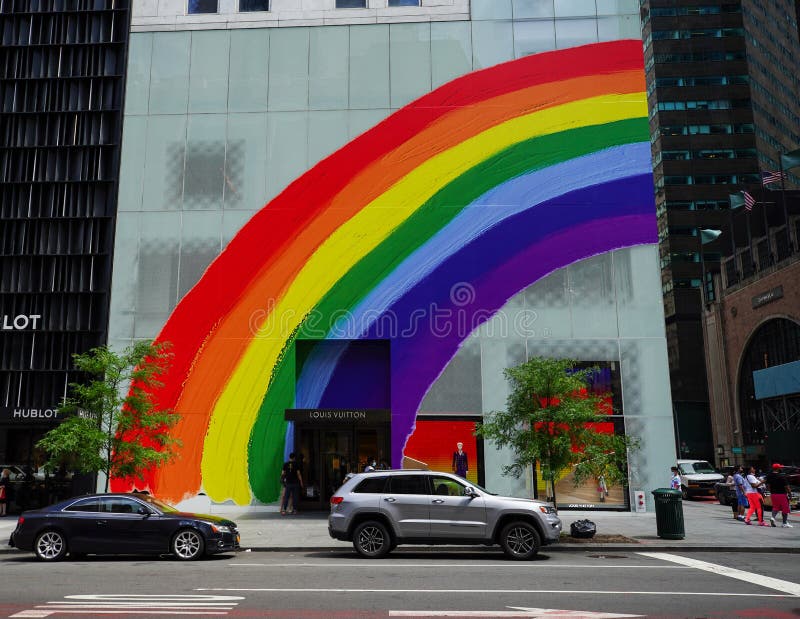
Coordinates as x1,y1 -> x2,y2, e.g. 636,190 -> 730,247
383,497 -> 396,503
96,520 -> 108,526
432,499 -> 445,504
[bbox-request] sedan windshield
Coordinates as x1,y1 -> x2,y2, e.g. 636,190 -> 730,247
135,495 -> 179,513
680,461 -> 716,474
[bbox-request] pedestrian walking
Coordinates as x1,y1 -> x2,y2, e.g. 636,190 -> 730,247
765,463 -> 792,528
597,474 -> 608,502
744,466 -> 767,526
670,466 -> 681,490
280,452 -> 303,515
732,466 -> 751,522
0,468 -> 10,516
452,442 -> 469,478
728,470 -> 746,520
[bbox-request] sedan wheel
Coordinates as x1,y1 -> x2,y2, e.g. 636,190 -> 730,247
35,530 -> 67,562
353,521 -> 391,559
499,521 -> 540,560
172,529 -> 205,561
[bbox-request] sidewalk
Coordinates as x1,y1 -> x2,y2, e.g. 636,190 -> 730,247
2,500 -> 798,554
223,500 -> 800,553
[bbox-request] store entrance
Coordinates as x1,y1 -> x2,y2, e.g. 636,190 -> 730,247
286,409 -> 390,509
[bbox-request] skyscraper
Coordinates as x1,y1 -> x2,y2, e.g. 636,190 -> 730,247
0,0 -> 130,472
641,0 -> 800,457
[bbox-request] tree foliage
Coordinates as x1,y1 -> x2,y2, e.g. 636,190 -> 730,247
476,357 -> 638,505
36,341 -> 180,492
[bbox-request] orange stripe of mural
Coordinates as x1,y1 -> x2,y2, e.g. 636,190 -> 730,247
154,70 -> 645,498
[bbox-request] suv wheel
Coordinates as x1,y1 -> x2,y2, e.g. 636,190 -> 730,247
499,521 -> 540,560
353,520 -> 392,559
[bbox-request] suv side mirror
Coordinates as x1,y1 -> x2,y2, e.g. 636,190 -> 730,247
464,486 -> 477,498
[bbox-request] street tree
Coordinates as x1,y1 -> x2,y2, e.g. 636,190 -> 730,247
37,341 -> 180,492
476,357 -> 638,506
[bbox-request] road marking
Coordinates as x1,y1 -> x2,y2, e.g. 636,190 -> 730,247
638,552 -> 800,597
9,594 -> 244,618
390,608 -> 643,617
196,588 -> 788,597
227,563 -> 689,569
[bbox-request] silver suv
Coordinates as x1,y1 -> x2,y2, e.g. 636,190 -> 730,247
328,470 -> 561,560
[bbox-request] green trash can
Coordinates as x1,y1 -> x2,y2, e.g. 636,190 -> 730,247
652,488 -> 685,540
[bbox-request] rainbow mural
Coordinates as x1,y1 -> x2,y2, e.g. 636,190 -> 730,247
113,40 -> 657,506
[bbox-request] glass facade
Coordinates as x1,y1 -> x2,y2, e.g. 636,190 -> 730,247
112,4 -> 673,510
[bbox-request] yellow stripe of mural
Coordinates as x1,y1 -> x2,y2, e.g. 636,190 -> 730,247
200,93 -> 648,503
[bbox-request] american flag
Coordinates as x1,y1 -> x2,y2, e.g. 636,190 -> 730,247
743,190 -> 756,211
761,170 -> 786,185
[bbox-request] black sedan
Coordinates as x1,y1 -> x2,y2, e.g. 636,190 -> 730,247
9,493 -> 239,561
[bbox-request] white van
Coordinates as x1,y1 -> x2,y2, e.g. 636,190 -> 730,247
677,459 -> 724,499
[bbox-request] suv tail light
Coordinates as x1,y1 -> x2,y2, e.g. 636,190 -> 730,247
17,517 -> 24,526
330,496 -> 344,505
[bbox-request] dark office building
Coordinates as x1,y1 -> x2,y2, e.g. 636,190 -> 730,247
0,0 -> 130,495
640,0 -> 800,459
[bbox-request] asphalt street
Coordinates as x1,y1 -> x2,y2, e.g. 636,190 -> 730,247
0,549 -> 798,619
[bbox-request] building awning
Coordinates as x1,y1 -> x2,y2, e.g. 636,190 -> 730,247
753,360 -> 800,400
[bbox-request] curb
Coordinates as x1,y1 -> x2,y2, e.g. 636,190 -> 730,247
6,545 -> 797,556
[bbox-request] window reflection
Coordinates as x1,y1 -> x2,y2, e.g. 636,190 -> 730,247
188,0 -> 217,14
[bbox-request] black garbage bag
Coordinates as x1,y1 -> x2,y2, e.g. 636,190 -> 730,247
570,519 -> 597,539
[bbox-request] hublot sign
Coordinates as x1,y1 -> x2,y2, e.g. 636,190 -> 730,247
285,408 -> 391,424
0,406 -> 61,423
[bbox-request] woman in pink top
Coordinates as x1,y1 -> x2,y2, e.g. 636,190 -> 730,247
744,466 -> 767,526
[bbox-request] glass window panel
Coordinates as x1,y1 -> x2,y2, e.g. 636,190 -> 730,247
225,113 -> 268,211
348,109 -> 390,140
596,0 -> 638,15
513,0 -> 555,18
568,253 -> 618,338
268,28 -> 309,112
388,475 -> 428,494
555,18 -> 598,48
350,25 -> 390,109
472,0 -> 512,20
523,266 -> 572,339
125,33 -> 152,116
309,27 -> 349,111
267,111 -> 308,201
118,116 -> 147,212
390,23 -> 431,109
514,19 -> 556,57
419,337 -> 482,413
240,0 -> 269,10
189,30 -> 230,114
149,32 -> 190,115
480,336 -> 525,412
222,210 -> 255,245
309,111 -> 349,168
598,14 -> 641,40
179,212 -> 222,299
614,246 -> 665,338
136,212 -> 181,338
472,20 -> 514,70
389,0 -> 420,5
184,115 -> 226,211
188,0 -> 217,13
142,115 -> 187,212
431,21 -> 472,89
554,0 -> 596,17
108,212 -> 140,340
229,29 -> 269,113
336,0 -> 366,7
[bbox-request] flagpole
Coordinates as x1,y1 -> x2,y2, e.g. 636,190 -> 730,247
745,207 -> 753,273
779,155 -> 791,252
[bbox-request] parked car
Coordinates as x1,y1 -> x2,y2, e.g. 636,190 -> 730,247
328,470 -> 561,560
0,465 -> 28,481
677,459 -> 724,499
9,493 -> 239,561
715,474 -> 800,510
